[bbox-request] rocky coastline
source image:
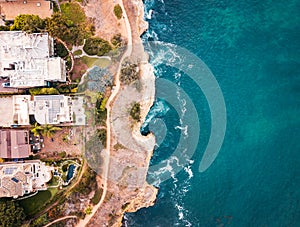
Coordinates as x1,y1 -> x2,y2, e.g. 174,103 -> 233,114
85,0 -> 158,226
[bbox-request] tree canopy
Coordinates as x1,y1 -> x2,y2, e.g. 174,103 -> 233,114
45,13 -> 83,46
41,125 -> 62,138
31,123 -> 62,138
0,201 -> 25,227
83,37 -> 112,56
10,14 -> 45,33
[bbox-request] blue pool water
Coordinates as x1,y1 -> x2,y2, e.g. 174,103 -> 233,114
66,164 -> 76,182
125,0 -> 300,226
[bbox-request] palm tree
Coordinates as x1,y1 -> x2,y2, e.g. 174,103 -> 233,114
41,124 -> 62,138
31,122 -> 43,136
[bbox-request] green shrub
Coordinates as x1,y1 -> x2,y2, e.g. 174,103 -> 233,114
114,4 -> 123,19
62,164 -> 68,172
73,49 -> 82,56
111,33 -> 122,47
0,25 -> 10,31
85,206 -> 92,215
55,42 -> 69,58
66,55 -> 72,70
83,37 -> 112,56
96,129 -> 107,147
58,151 -> 66,158
120,61 -> 139,84
121,202 -> 130,210
74,167 -> 97,194
29,87 -> 60,95
91,188 -> 103,205
130,102 -> 140,121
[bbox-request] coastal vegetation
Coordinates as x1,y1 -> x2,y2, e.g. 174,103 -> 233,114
0,25 -> 9,31
91,188 -> 103,205
0,200 -> 25,226
85,206 -> 92,215
83,37 -> 112,56
113,143 -> 126,150
120,61 -> 140,84
111,33 -> 123,47
96,129 -> 107,147
95,95 -> 108,125
114,4 -> 123,19
130,102 -> 141,122
56,83 -> 79,94
48,2 -> 94,46
29,87 -> 59,96
74,167 -> 97,195
46,13 -> 85,46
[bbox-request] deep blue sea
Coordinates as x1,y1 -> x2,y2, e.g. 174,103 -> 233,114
125,0 -> 300,226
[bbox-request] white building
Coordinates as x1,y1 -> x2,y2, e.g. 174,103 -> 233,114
0,95 -> 85,126
13,95 -> 32,125
31,95 -> 86,125
33,95 -> 73,124
0,31 -> 66,88
0,160 -> 52,198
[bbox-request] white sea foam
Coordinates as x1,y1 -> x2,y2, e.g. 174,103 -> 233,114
174,71 -> 182,80
175,124 -> 188,137
174,203 -> 192,226
175,204 -> 184,220
184,165 -> 193,179
146,9 -> 154,19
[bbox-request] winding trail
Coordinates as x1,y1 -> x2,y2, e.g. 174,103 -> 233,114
43,216 -> 77,227
76,0 -> 132,226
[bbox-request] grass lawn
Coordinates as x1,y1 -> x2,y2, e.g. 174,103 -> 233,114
19,190 -> 52,216
61,2 -> 86,24
47,176 -> 60,187
81,56 -> 111,68
73,49 -> 83,56
48,187 -> 58,198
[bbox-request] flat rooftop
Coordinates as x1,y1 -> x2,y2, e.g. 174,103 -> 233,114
32,95 -> 86,125
0,96 -> 13,127
0,0 -> 53,21
0,129 -> 30,159
0,31 -> 66,88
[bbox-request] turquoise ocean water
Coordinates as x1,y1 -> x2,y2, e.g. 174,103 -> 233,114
125,0 -> 300,226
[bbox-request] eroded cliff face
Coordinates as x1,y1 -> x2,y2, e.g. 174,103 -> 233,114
87,0 -> 157,226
